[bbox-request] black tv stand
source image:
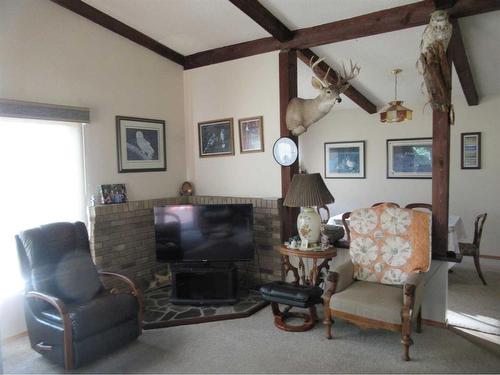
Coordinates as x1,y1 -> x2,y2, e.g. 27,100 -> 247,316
170,262 -> 238,305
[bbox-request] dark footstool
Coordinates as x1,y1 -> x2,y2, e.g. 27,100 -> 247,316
260,281 -> 323,332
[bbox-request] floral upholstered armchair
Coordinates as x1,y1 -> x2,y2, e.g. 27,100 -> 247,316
323,204 -> 431,361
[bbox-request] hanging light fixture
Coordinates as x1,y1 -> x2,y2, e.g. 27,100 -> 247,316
379,68 -> 413,123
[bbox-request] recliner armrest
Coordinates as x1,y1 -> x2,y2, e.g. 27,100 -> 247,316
25,291 -> 74,369
322,260 -> 355,303
26,291 -> 68,315
98,271 -> 143,329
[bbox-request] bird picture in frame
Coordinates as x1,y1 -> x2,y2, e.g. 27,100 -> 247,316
116,116 -> 167,173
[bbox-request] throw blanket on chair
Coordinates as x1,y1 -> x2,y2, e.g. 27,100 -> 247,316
349,204 -> 431,285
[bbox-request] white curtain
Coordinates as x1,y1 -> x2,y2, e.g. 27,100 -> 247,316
0,117 -> 86,298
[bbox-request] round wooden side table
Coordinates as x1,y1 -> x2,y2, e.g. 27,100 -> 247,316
279,245 -> 337,286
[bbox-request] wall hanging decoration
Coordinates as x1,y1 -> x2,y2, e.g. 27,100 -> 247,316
238,116 -> 264,153
98,184 -> 127,204
379,69 -> 413,123
387,138 -> 432,179
272,137 -> 298,166
198,118 -> 234,157
324,141 -> 365,179
417,10 -> 454,122
461,132 -> 481,169
116,116 -> 166,173
286,56 -> 360,136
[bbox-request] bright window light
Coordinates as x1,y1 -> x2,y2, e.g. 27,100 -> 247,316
0,117 -> 86,298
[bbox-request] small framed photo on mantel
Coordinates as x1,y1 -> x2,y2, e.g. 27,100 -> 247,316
98,184 -> 127,205
461,132 -> 481,169
238,116 -> 264,153
116,116 -> 166,173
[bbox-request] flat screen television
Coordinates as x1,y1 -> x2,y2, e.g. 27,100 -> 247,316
154,204 -> 255,262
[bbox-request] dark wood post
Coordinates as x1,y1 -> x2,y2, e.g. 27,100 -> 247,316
279,49 -> 299,241
431,50 -> 452,258
432,110 -> 450,256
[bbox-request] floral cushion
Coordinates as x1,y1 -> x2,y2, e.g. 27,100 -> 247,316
348,204 -> 431,285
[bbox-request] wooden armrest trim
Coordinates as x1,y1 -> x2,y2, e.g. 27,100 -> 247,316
322,272 -> 339,304
26,291 -> 68,315
25,291 -> 74,369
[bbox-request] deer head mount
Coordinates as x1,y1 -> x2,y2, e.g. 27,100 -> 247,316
286,56 -> 360,136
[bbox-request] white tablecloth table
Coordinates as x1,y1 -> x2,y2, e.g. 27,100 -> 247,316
329,213 -> 467,268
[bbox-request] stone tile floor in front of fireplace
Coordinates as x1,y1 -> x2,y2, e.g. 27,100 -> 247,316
142,286 -> 267,328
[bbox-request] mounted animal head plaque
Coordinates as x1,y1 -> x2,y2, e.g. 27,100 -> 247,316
286,56 -> 360,136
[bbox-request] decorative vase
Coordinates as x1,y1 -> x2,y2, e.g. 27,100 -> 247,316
297,207 -> 321,247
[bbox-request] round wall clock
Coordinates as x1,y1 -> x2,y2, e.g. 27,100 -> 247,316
273,137 -> 298,166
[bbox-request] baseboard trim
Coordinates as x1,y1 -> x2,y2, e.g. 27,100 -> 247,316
2,330 -> 27,343
480,255 -> 500,260
422,319 -> 447,329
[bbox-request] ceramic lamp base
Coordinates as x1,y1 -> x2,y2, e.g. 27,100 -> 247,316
297,207 -> 321,246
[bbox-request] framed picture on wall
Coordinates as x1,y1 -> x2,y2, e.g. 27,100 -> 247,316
198,118 -> 234,157
387,138 -> 432,179
461,132 -> 481,169
238,116 -> 264,153
324,141 -> 365,179
116,116 -> 166,173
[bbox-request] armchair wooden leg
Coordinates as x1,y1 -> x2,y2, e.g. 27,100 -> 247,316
401,310 -> 413,361
402,335 -> 412,362
416,307 -> 422,333
323,307 -> 333,339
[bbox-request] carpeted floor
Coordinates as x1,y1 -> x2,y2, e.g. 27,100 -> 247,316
448,257 -> 500,335
3,305 -> 500,374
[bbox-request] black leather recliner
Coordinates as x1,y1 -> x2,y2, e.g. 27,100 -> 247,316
16,222 -> 143,369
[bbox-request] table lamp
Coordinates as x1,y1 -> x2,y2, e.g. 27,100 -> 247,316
283,173 -> 335,247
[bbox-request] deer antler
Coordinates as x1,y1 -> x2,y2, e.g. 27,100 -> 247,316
309,56 -> 330,87
339,59 -> 360,84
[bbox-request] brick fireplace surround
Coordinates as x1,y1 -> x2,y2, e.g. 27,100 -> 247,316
88,196 -> 283,289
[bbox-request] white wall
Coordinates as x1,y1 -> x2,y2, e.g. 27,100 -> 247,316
184,52 -> 281,198
0,0 -> 187,339
300,94 -> 500,257
0,0 -> 186,203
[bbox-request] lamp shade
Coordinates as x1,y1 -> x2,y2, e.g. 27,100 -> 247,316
283,173 -> 334,207
379,100 -> 413,123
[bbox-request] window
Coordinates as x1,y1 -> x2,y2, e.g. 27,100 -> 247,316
0,117 -> 86,297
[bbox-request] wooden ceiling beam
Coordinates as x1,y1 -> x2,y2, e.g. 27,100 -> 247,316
50,0 -> 185,66
432,0 -> 457,10
228,0 -> 377,114
298,49 -> 377,114
185,0 -> 500,70
449,19 -> 479,105
228,0 -> 293,42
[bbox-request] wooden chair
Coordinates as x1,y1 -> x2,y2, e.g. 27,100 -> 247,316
372,202 -> 400,208
324,206 -> 430,361
405,203 -> 432,211
459,213 -> 488,285
317,205 -> 330,224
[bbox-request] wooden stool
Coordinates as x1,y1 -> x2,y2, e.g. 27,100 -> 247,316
260,281 -> 323,332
